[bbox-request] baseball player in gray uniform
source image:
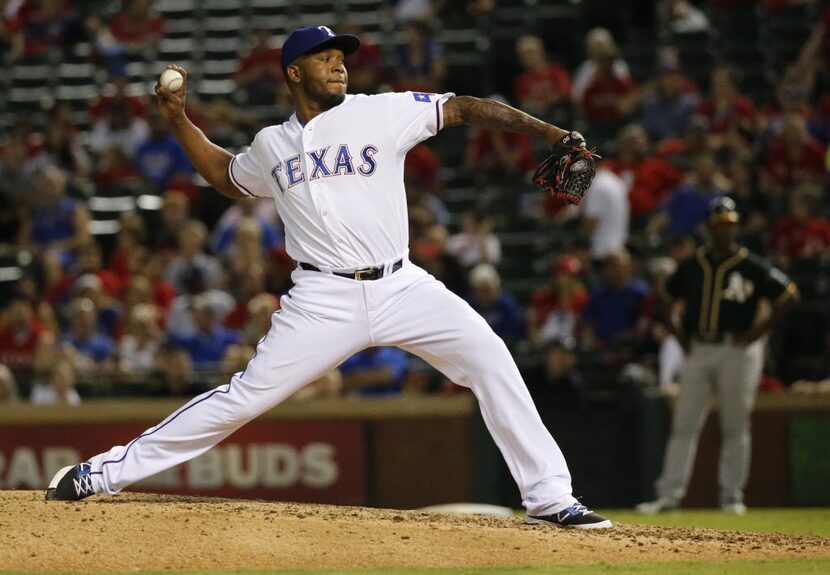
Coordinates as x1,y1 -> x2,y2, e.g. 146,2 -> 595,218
638,197 -> 798,515
46,26 -> 611,529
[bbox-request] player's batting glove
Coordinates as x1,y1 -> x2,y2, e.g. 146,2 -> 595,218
533,131 -> 600,206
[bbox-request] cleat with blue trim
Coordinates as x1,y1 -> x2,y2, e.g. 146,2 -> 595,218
525,503 -> 612,529
45,463 -> 96,501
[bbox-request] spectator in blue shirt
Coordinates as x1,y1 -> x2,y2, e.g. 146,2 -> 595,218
638,58 -> 700,143
60,297 -> 115,374
28,166 -> 92,269
134,112 -> 193,191
582,250 -> 651,347
168,296 -> 240,369
649,152 -> 724,239
464,263 -> 526,344
339,347 -> 409,396
211,198 -> 284,255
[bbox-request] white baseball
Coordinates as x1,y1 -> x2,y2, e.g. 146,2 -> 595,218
159,69 -> 184,92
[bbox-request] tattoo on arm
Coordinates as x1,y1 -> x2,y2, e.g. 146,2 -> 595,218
444,95 -> 567,143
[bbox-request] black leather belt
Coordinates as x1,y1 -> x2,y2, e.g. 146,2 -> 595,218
299,258 -> 403,281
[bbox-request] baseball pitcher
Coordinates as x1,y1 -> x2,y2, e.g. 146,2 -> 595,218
46,26 -> 609,528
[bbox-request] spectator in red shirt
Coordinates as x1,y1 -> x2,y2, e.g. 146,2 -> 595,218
697,66 -> 757,138
405,144 -> 442,195
465,95 -> 536,180
580,43 -> 637,133
119,273 -> 174,333
92,145 -> 143,192
529,254 -> 589,347
107,0 -> 164,50
513,34 -> 571,117
106,213 -> 147,286
7,0 -> 81,59
768,184 -> 830,264
223,261 -> 273,332
604,124 -> 684,218
762,112 -> 827,195
759,65 -> 813,137
572,27 -> 630,102
0,292 -> 55,381
405,144 -> 449,226
235,28 -> 282,106
466,129 -> 536,178
89,73 -> 149,123
149,189 -> 191,257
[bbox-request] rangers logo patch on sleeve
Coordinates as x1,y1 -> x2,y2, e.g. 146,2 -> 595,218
412,92 -> 432,103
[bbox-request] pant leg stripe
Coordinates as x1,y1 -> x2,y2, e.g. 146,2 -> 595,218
91,380 -> 236,471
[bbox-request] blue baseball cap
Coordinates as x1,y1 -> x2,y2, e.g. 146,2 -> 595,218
280,26 -> 360,75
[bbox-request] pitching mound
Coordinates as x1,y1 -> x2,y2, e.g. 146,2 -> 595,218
2,491 -> 828,572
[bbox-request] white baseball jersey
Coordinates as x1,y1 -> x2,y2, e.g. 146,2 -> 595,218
228,91 -> 454,269
581,167 -> 629,260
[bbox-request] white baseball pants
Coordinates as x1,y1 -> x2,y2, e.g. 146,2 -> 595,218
87,260 -> 577,515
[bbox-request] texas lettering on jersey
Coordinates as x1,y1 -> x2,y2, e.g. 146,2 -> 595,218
270,144 -> 379,192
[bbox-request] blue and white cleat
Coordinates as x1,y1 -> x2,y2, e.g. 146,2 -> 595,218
45,463 -> 96,501
525,503 -> 613,529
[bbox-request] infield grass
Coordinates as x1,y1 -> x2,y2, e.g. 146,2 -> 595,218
602,507 -> 830,537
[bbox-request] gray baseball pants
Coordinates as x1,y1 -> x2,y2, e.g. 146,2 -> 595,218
655,339 -> 764,505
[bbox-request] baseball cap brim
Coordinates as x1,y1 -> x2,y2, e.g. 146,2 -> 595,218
708,212 -> 740,224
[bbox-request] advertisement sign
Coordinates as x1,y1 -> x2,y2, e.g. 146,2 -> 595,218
0,421 -> 366,504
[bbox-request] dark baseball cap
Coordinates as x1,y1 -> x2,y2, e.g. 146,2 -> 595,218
280,26 -> 360,75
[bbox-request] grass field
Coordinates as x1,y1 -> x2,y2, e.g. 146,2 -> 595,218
5,508 -> 828,575
602,507 -> 830,537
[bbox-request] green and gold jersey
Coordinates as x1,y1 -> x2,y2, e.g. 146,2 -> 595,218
666,247 -> 797,340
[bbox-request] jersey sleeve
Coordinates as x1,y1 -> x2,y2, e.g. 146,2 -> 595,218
228,134 -> 272,199
759,262 -> 797,303
386,91 -> 456,153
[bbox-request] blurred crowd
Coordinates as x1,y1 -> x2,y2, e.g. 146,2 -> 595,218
0,0 -> 829,406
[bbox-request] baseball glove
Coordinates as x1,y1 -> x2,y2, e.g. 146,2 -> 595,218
533,131 -> 600,206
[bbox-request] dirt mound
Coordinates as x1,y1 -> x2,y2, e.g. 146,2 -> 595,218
2,491 -> 828,572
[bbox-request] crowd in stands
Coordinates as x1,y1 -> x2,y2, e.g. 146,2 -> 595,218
1,0 -> 829,406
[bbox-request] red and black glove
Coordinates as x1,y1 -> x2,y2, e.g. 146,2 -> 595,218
533,131 -> 600,206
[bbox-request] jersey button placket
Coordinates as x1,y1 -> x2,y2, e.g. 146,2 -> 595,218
303,126 -> 333,228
